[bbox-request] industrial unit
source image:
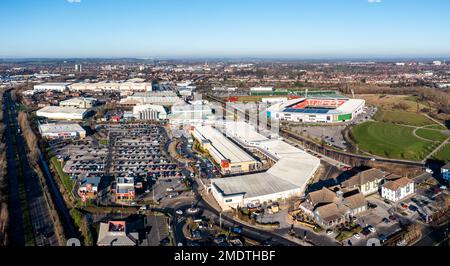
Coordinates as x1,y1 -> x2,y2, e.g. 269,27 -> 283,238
132,104 -> 167,121
36,106 -> 88,120
120,91 -> 183,107
267,97 -> 365,123
38,123 -> 86,139
209,121 -> 320,211
33,82 -> 70,93
60,97 -> 97,109
192,125 -> 258,174
69,81 -> 153,92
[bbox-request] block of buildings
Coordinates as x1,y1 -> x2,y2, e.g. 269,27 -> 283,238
300,187 -> 367,229
381,177 -> 415,202
36,106 -> 88,120
60,97 -> 97,109
39,123 -> 86,139
192,125 -> 259,174
132,104 -> 167,121
342,168 -> 388,196
208,121 -> 320,211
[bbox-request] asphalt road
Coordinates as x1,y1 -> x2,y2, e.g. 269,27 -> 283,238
3,92 -> 25,246
4,91 -> 58,246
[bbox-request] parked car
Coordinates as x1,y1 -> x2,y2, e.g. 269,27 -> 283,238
367,202 -> 378,209
368,225 -> 376,233
326,229 -> 333,235
378,234 -> 388,243
408,204 -> 418,212
353,233 -> 361,240
388,215 -> 397,221
382,217 -> 390,224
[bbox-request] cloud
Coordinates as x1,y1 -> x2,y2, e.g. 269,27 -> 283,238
67,0 -> 81,3
368,0 -> 382,3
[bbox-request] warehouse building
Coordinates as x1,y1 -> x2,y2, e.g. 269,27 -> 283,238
267,97 -> 365,123
33,82 -> 70,93
39,123 -> 86,139
209,121 -> 320,211
132,104 -> 167,121
69,81 -> 152,93
36,106 -> 88,120
192,125 -> 259,174
60,97 -> 97,109
120,91 -> 183,107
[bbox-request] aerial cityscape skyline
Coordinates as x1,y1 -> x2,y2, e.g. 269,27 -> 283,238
0,0 -> 448,259
1,0 -> 450,58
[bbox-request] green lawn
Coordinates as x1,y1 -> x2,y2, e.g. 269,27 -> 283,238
423,124 -> 447,130
415,128 -> 448,142
433,144 -> 450,163
50,156 -> 75,193
352,122 -> 439,161
374,110 -> 437,127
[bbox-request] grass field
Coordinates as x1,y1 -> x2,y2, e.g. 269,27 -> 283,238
423,124 -> 447,130
433,144 -> 450,163
373,110 -> 437,127
352,122 -> 438,160
415,128 -> 448,142
50,156 -> 75,194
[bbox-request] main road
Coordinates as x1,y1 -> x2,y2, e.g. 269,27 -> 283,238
3,90 -> 58,246
4,90 -> 77,245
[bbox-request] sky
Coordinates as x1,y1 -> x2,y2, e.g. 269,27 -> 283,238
0,0 -> 449,58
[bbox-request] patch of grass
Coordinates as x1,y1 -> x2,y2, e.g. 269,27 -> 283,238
50,156 -> 74,193
423,124 -> 447,130
433,144 -> 450,163
352,122 -> 438,161
374,110 -> 437,127
415,129 -> 448,142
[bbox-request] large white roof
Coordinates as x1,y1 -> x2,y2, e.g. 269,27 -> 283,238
39,123 -> 85,134
195,126 -> 256,164
336,99 -> 366,114
37,106 -> 87,115
211,121 -> 320,199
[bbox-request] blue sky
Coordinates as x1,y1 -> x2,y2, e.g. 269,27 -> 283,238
0,0 -> 449,58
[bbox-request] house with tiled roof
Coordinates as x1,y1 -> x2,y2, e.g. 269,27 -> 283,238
381,177 -> 415,202
342,168 -> 388,196
299,187 -> 367,229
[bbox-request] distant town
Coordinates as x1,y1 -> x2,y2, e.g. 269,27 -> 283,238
0,58 -> 449,247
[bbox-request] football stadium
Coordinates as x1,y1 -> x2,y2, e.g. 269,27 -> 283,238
267,96 -> 365,123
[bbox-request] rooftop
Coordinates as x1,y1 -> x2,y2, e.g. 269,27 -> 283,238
36,106 -> 88,115
382,177 -> 413,191
39,123 -> 86,133
195,125 -> 256,164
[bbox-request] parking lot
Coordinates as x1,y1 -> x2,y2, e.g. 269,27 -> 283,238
287,105 -> 378,151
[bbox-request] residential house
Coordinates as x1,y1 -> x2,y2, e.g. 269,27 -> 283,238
300,187 -> 367,229
441,163 -> 450,181
381,177 -> 415,202
342,168 -> 387,196
97,221 -> 138,246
